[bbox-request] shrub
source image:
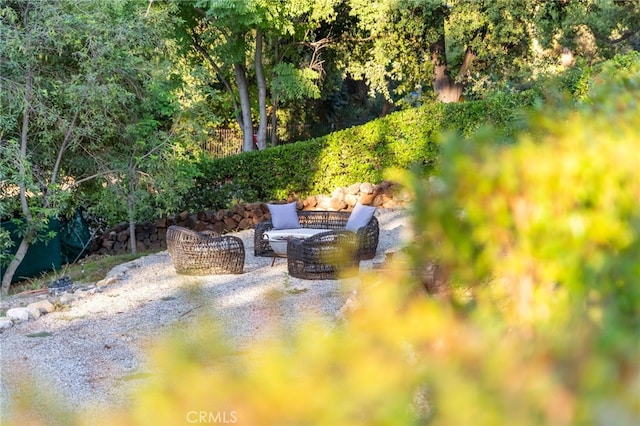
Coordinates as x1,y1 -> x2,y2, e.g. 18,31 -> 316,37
185,95 -> 534,211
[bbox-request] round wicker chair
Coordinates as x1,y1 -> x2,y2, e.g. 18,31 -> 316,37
166,226 -> 244,275
287,230 -> 359,280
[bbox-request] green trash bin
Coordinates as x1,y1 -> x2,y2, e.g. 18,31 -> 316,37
0,218 -> 61,284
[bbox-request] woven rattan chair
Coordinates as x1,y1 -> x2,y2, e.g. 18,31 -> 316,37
167,226 -> 244,275
254,210 -> 379,260
287,230 -> 359,280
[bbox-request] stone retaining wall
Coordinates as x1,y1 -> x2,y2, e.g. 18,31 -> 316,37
91,180 -> 410,256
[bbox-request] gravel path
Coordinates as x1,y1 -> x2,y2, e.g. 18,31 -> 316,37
0,209 -> 410,422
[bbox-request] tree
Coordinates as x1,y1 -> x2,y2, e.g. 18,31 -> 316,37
175,0 -> 332,151
176,1 -> 260,152
0,0 -> 182,292
343,0 -> 539,104
342,0 -> 639,104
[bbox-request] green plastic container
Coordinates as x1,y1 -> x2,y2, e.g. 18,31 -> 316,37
1,218 -> 61,284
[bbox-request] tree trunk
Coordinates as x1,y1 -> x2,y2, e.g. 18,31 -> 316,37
271,96 -> 278,146
255,30 -> 268,150
235,63 -> 254,152
270,39 -> 279,146
430,32 -> 462,103
127,177 -> 138,255
2,238 -> 32,296
1,69 -> 34,294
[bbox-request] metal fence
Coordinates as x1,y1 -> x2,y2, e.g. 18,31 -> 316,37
202,128 -> 244,158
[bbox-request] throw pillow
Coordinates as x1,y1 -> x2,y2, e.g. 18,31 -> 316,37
345,202 -> 376,231
267,201 -> 301,230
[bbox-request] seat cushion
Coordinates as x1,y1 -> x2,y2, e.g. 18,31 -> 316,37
267,201 -> 301,230
345,203 -> 377,231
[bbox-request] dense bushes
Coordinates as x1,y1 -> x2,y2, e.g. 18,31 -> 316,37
183,94 -> 534,211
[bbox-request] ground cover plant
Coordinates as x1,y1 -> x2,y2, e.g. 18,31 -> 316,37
4,252 -> 158,297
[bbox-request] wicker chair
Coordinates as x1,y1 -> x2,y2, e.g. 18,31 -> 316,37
166,226 -> 244,275
254,210 -> 379,260
287,230 -> 359,280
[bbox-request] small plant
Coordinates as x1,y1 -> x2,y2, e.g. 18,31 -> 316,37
26,331 -> 53,338
52,300 -> 69,312
281,273 -> 308,295
7,251 -> 159,296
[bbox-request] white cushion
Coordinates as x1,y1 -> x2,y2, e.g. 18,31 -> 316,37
265,228 -> 330,240
345,203 -> 376,231
267,202 -> 301,230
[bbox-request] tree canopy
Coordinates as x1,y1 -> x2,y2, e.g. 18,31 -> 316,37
0,0 -> 188,291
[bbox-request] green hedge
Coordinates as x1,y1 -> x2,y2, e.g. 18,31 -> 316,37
184,94 -> 535,211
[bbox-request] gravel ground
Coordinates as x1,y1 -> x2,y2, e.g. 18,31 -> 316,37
0,208 -> 410,422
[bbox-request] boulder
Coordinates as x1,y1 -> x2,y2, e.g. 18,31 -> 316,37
0,317 -> 13,330
6,308 -> 30,322
360,182 -> 375,194
28,300 -> 55,314
25,306 -> 41,319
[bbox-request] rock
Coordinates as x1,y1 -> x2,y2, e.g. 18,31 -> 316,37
344,193 -> 358,207
0,316 -> 13,327
346,183 -> 361,195
96,274 -> 121,288
211,222 -> 225,234
359,192 -> 376,205
193,222 -> 207,232
330,198 -> 347,210
331,187 -> 346,202
314,194 -> 332,210
25,306 -> 41,319
223,217 -> 238,230
0,317 -> 13,330
102,239 -> 115,250
360,182 -> 375,194
6,307 -> 30,322
304,195 -> 317,207
238,218 -> 253,230
232,204 -> 245,216
59,294 -> 79,305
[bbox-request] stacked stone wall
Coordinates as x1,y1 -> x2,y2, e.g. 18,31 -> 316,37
91,180 -> 410,255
